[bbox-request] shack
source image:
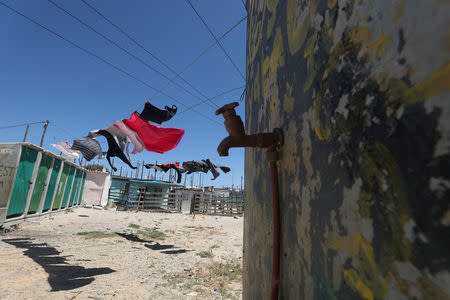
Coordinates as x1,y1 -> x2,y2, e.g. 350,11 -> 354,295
108,176 -> 181,211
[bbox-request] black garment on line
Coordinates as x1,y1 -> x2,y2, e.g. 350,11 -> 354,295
166,164 -> 184,184
96,130 -> 136,172
202,159 -> 220,180
139,101 -> 177,124
144,163 -> 184,184
182,160 -> 208,174
213,163 -> 230,173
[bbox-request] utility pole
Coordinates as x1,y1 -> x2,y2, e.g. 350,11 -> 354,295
119,166 -> 122,177
40,120 -> 49,147
23,125 -> 30,142
135,161 -> 140,178
141,161 -> 144,179
241,176 -> 243,191
184,173 -> 187,187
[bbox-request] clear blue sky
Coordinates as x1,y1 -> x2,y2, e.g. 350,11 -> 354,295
0,0 -> 247,188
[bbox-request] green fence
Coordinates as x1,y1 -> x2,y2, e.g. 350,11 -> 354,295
0,143 -> 87,226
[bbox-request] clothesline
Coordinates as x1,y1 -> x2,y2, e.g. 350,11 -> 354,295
51,100 -> 230,183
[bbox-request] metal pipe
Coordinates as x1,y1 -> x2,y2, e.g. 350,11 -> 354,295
269,159 -> 280,300
215,102 -> 283,299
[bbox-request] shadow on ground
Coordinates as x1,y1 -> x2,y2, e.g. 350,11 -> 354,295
115,232 -> 190,254
2,238 -> 115,291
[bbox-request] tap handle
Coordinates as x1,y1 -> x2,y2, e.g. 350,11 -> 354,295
215,102 -> 239,116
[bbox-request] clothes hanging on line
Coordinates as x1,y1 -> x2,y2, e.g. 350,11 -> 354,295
182,160 -> 208,174
113,120 -> 145,154
202,159 -> 220,180
56,141 -> 80,154
95,129 -> 136,172
123,112 -> 184,154
143,164 -> 164,172
167,163 -> 185,184
144,162 -> 185,183
139,101 -> 177,124
70,137 -> 103,161
51,143 -> 80,160
182,160 -> 230,180
88,125 -> 132,161
213,163 -> 230,173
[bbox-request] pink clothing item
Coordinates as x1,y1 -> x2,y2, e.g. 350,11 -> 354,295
113,120 -> 145,154
122,112 -> 184,154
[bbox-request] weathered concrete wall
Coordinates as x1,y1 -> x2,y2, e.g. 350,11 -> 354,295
82,171 -> 110,207
244,0 -> 449,299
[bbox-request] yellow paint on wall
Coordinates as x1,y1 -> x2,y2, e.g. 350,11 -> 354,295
331,233 -> 390,299
328,0 -> 338,9
350,26 -> 373,47
344,270 -> 374,300
284,94 -> 295,112
304,34 -> 316,59
287,0 -> 311,55
416,275 -> 450,300
313,95 -> 332,141
304,67 -> 318,92
263,27 -> 284,94
410,62 -> 450,101
368,34 -> 391,57
394,0 -> 408,22
265,0 -> 279,38
314,123 -> 332,142
270,98 -> 278,113
387,63 -> 450,105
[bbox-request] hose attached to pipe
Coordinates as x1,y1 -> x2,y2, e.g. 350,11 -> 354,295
268,154 -> 281,300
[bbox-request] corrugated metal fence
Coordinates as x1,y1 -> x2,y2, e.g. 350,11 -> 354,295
108,183 -> 244,216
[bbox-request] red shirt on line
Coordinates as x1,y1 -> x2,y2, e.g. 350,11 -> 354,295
122,112 -> 184,154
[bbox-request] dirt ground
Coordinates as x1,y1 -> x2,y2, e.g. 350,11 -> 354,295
0,207 -> 243,300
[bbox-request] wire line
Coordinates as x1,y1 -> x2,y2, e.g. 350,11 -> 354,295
178,85 -> 245,115
0,121 -> 46,130
48,0 -> 218,110
185,0 -> 245,80
0,1 -> 221,126
149,15 -> 247,103
81,0 -> 226,109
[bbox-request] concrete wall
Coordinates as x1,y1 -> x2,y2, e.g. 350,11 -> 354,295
81,171 -> 110,207
244,0 -> 449,299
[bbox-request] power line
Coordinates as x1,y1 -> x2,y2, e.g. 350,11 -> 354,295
0,121 -> 46,130
80,0 -> 220,109
185,0 -> 246,80
0,1 -> 221,126
178,85 -> 244,115
149,15 -> 247,103
48,0 -> 216,110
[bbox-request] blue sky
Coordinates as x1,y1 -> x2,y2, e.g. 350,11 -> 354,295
0,0 -> 247,188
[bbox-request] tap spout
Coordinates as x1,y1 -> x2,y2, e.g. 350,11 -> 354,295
217,129 -> 283,156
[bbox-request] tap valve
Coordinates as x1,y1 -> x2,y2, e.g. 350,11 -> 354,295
215,102 -> 245,137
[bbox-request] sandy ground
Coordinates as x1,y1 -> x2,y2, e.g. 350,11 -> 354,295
0,207 -> 243,300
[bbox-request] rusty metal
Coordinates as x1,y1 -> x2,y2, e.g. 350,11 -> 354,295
216,102 -> 283,300
215,102 -> 283,156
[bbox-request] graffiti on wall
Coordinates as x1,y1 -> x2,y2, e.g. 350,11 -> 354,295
0,145 -> 19,208
244,0 -> 449,299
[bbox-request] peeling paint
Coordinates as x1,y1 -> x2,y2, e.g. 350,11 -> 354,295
244,0 -> 450,299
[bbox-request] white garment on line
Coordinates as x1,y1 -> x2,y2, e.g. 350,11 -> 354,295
51,143 -> 80,160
